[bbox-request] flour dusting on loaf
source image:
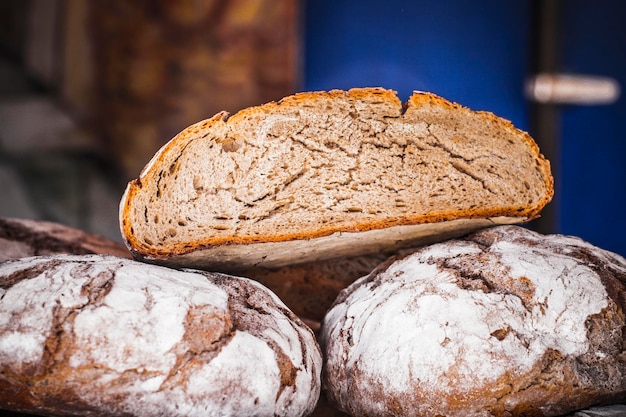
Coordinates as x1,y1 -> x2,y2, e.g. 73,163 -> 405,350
0,255 -> 321,417
321,225 -> 626,417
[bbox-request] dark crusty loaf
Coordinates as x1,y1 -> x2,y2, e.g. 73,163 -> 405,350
119,88 -> 553,270
0,254 -> 321,417
321,225 -> 626,417
239,252 -> 395,329
0,217 -> 131,262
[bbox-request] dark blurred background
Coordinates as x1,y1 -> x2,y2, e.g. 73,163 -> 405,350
0,0 -> 624,256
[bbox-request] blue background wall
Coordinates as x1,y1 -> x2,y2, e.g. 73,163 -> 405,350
304,1 -> 531,127
559,0 -> 626,255
303,0 -> 626,256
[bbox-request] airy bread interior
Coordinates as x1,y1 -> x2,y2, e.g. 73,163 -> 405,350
120,88 -> 553,259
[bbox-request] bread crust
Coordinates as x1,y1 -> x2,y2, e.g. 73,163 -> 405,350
119,88 -> 553,268
127,216 -> 525,270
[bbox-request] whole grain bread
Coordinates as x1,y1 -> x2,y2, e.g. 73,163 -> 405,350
321,225 -> 626,417
119,88 -> 553,269
0,254 -> 321,417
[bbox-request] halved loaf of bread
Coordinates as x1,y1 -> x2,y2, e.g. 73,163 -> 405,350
119,88 -> 553,269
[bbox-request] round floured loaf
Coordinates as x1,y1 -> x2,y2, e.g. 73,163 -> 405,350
321,225 -> 626,417
0,254 -> 321,417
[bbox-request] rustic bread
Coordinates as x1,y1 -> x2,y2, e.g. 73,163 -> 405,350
0,254 -> 321,417
0,217 -> 131,262
321,225 -> 626,417
240,250 -> 406,328
119,88 -> 553,269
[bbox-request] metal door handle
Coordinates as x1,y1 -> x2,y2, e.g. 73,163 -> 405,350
525,73 -> 621,105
